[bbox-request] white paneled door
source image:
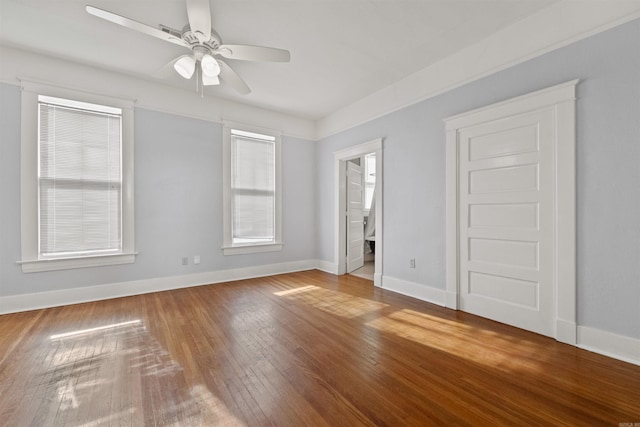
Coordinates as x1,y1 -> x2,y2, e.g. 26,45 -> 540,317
446,81 -> 577,342
346,161 -> 364,273
458,109 -> 555,336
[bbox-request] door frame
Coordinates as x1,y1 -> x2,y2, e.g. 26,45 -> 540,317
444,80 -> 578,344
334,138 -> 383,286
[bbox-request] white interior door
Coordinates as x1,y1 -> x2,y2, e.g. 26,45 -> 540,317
458,109 -> 555,336
346,160 -> 364,273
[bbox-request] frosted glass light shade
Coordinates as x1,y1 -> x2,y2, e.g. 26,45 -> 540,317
174,55 -> 196,79
202,74 -> 220,86
201,54 -> 221,77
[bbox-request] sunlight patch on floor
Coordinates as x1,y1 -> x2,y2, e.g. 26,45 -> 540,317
366,308 -> 544,373
50,319 -> 142,340
3,318 -> 247,425
274,285 -> 317,296
186,384 -> 247,427
275,285 -> 388,318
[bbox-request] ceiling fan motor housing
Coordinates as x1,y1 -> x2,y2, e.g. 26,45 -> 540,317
181,25 -> 222,50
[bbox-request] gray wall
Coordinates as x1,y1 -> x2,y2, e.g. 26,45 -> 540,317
0,89 -> 316,297
316,18 -> 640,339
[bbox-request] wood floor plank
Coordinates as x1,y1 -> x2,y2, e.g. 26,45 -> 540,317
1,270 -> 639,426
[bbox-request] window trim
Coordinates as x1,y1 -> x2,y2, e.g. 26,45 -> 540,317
18,80 -> 136,273
222,122 -> 283,255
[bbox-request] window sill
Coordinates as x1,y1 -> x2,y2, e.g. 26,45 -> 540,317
17,252 -> 138,273
223,243 -> 283,256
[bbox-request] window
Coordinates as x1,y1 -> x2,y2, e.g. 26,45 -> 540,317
20,82 -> 135,272
39,96 -> 122,256
223,125 -> 282,255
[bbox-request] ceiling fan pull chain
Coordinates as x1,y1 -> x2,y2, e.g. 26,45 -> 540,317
199,67 -> 204,98
195,65 -> 200,94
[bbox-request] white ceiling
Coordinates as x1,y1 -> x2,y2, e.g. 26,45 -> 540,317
0,0 -> 560,120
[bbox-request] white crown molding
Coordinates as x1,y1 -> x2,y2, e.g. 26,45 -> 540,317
4,2 -> 639,142
0,45 -> 316,140
316,0 -> 640,139
0,259 -> 322,315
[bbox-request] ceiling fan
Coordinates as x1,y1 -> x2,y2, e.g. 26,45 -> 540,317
86,0 -> 290,95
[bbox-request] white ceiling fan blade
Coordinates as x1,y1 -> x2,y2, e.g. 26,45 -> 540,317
218,61 -> 250,95
186,0 -> 211,43
152,56 -> 184,79
86,6 -> 188,48
216,45 -> 291,62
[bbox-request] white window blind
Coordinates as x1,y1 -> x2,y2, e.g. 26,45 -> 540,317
38,96 -> 122,257
230,130 -> 275,244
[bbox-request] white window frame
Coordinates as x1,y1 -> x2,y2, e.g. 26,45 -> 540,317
222,122 -> 283,255
18,81 -> 136,273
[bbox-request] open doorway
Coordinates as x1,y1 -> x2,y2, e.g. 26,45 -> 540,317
334,139 -> 383,286
347,154 -> 375,280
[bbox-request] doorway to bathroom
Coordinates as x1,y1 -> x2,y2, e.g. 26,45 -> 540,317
333,138 -> 383,286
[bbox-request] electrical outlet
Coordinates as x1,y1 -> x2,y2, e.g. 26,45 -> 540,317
193,255 -> 200,265
410,258 -> 416,268
182,256 -> 189,266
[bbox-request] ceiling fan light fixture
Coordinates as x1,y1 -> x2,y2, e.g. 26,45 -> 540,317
86,2 -> 290,95
201,54 -> 221,77
174,55 -> 196,79
202,74 -> 220,86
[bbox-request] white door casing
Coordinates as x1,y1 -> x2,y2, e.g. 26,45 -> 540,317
334,138 -> 383,286
346,161 -> 365,273
444,80 -> 577,343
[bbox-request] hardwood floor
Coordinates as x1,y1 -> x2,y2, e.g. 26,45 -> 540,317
1,270 -> 639,426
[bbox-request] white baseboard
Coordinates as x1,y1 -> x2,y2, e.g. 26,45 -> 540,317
3,264 -> 638,367
556,319 -> 577,345
577,325 -> 640,366
315,259 -> 338,275
381,276 -> 446,307
0,259 -> 319,315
